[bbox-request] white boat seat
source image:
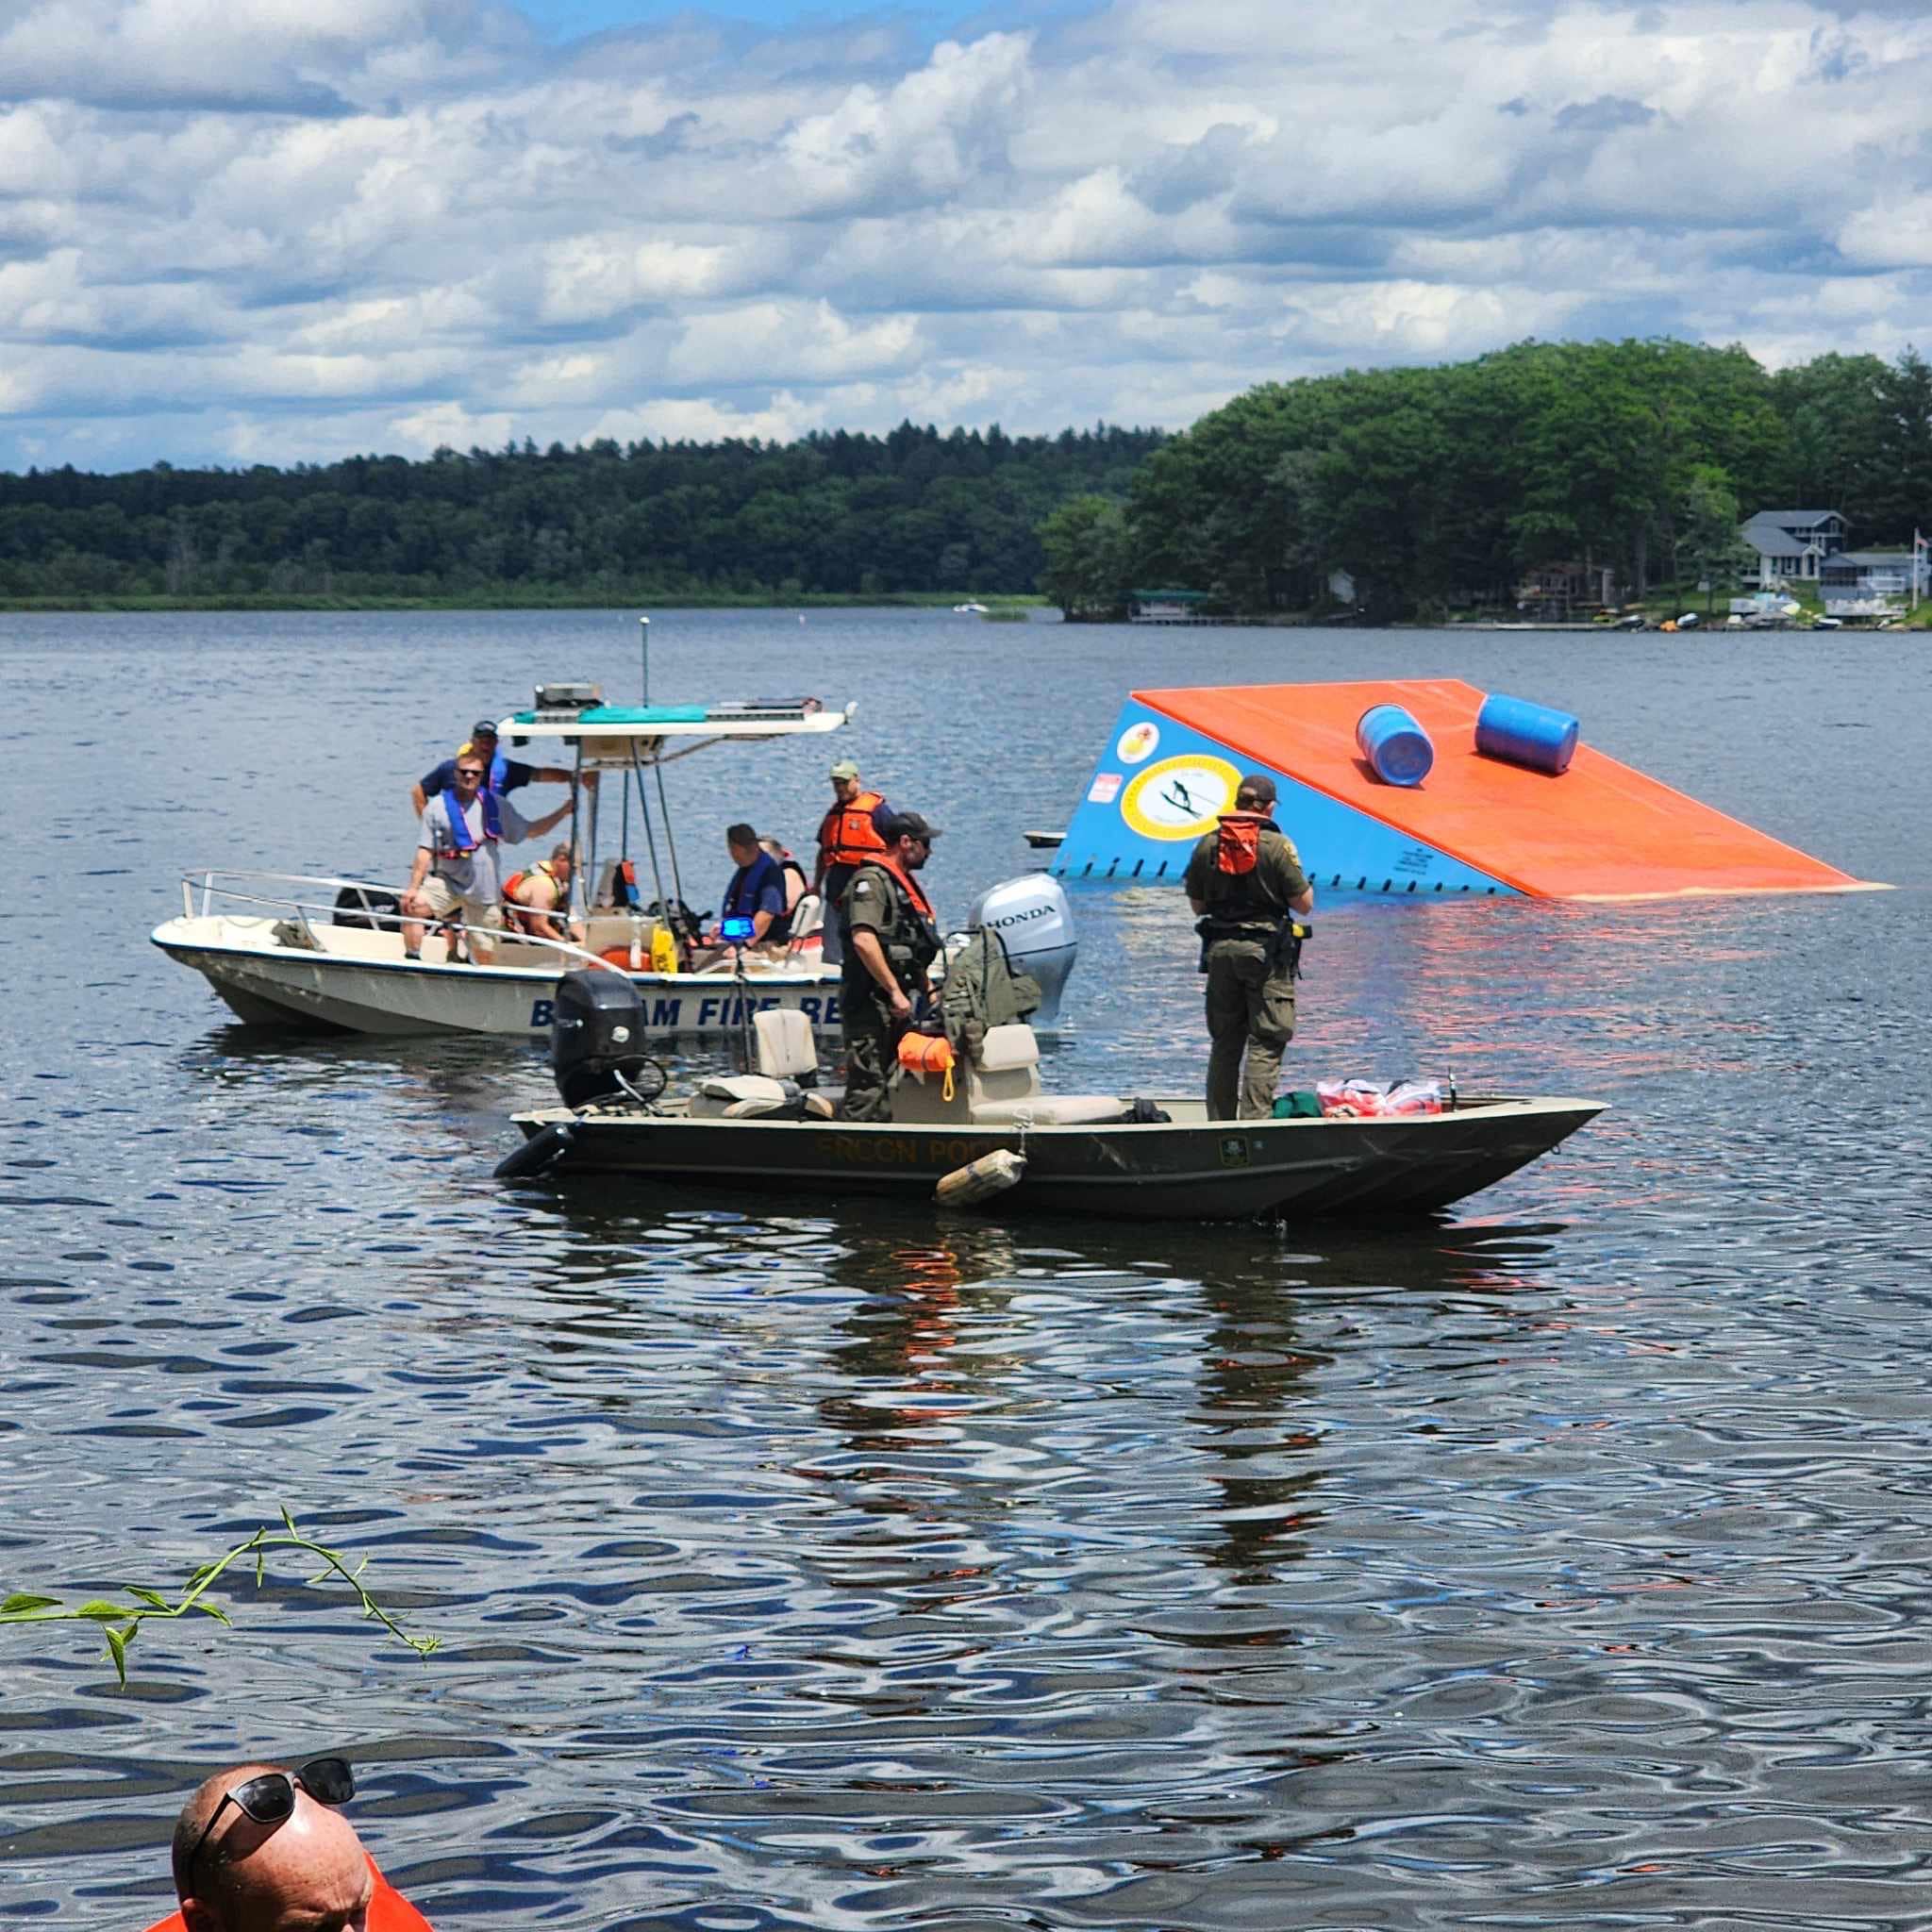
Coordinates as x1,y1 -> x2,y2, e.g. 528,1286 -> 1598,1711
787,892 -> 824,943
753,1007 -> 819,1082
690,1074 -> 807,1120
977,1024 -> 1039,1071
970,1094 -> 1132,1126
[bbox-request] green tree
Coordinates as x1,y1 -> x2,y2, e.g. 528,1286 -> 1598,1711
1037,494 -> 1128,618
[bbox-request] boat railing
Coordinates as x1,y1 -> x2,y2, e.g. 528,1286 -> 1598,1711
174,869 -> 635,976
173,869 -> 824,980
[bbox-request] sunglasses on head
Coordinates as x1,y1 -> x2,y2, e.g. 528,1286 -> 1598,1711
188,1757 -> 355,1881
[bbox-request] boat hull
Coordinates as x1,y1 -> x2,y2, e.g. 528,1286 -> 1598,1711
506,1095 -> 1605,1221
153,917 -> 848,1040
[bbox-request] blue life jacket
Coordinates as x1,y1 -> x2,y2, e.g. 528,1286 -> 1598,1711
436,788 -> 503,858
722,850 -> 791,942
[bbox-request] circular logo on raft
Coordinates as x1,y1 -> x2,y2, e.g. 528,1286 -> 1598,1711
1120,755 -> 1241,840
1116,720 -> 1160,764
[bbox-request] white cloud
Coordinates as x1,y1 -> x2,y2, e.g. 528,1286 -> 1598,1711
1,0 -> 1931,466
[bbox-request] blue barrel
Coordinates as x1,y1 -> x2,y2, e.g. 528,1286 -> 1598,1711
1475,692 -> 1579,775
1355,704 -> 1435,787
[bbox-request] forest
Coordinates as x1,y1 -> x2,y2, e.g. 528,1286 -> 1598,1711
0,423 -> 1162,604
1039,340 -> 1932,620
4,341 -> 1929,616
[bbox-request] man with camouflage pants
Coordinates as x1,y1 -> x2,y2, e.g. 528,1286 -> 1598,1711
840,812 -> 942,1123
1184,772 -> 1315,1119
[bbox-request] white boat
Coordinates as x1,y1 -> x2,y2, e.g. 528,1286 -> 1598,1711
154,691 -> 1077,1041
952,602 -> 990,615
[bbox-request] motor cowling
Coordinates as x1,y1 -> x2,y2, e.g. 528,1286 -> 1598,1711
552,969 -> 652,1109
965,874 -> 1076,1027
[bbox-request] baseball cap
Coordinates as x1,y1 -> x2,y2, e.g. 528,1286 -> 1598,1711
884,810 -> 941,841
829,759 -> 860,779
471,717 -> 500,739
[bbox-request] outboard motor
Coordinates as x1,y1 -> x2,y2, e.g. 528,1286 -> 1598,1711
552,969 -> 653,1108
966,875 -> 1077,1028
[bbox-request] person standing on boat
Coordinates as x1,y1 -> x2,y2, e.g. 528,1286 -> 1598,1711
813,759 -> 892,968
400,755 -> 575,964
408,719 -> 583,818
841,812 -> 942,1122
1184,773 -> 1314,1120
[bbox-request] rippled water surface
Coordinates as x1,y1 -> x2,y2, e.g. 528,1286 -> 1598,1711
4,610 -> 1930,1928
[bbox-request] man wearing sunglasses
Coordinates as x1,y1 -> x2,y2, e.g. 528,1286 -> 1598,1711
400,753 -> 576,964
146,1758 -> 433,1932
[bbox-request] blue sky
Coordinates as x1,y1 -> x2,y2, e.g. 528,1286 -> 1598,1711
2,0 -> 1928,471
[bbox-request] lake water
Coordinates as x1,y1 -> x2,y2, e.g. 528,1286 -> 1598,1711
3,609 -> 1929,1929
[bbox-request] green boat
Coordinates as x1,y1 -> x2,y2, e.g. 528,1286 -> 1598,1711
496,973 -> 1604,1223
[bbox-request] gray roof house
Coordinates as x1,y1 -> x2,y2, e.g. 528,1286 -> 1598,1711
1739,509 -> 1848,588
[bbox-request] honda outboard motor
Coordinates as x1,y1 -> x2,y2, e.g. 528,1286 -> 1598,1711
966,875 -> 1077,1028
552,970 -> 652,1108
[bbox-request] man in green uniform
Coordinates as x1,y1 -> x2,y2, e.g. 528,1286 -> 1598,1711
841,811 -> 942,1122
1183,772 -> 1314,1119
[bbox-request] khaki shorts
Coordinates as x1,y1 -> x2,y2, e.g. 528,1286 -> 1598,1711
414,876 -> 505,929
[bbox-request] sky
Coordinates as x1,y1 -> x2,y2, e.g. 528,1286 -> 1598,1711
2,0 -> 1929,471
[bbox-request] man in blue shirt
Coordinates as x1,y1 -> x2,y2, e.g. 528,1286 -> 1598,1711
708,823 -> 791,952
408,719 -> 581,816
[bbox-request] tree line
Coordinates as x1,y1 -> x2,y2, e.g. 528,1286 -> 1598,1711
1040,341 -> 1932,620
0,423 -> 1162,603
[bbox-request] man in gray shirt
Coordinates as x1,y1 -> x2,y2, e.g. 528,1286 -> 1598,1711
400,753 -> 575,963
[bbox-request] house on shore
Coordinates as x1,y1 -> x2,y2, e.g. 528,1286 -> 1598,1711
1821,547 -> 1928,615
1516,560 -> 1616,617
1739,508 -> 1848,588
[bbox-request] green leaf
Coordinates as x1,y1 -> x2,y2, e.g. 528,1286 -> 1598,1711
104,1624 -> 130,1686
193,1600 -> 232,1626
279,1505 -> 299,1535
75,1599 -> 129,1622
125,1587 -> 174,1610
1,1592 -> 63,1614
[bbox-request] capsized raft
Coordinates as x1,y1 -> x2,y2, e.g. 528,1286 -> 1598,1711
1054,678 -> 1878,901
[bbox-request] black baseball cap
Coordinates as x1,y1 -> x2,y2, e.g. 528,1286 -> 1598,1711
471,718 -> 500,739
884,810 -> 941,841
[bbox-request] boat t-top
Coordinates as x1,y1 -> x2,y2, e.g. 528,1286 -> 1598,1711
153,677 -> 1077,1041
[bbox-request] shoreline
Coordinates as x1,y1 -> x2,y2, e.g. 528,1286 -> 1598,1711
0,591 -> 1047,614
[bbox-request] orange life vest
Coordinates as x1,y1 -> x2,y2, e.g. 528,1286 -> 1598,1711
503,858 -> 566,933
867,852 -> 935,922
1214,812 -> 1268,875
819,790 -> 888,868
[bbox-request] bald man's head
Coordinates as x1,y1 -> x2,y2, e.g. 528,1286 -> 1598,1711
173,1763 -> 373,1932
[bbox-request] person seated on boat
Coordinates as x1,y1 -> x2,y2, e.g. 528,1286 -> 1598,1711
503,843 -> 582,945
700,823 -> 791,958
841,810 -> 941,1123
813,759 -> 892,968
400,755 -> 575,964
146,1757 -> 434,1932
408,718 -> 587,817
759,836 -> 809,929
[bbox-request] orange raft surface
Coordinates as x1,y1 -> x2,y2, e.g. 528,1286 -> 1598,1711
1069,678 -> 1876,902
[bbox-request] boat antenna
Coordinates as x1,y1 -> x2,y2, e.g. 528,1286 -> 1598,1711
639,613 -> 650,707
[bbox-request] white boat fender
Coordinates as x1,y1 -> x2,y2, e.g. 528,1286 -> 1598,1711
934,1147 -> 1025,1208
494,1120 -> 575,1181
